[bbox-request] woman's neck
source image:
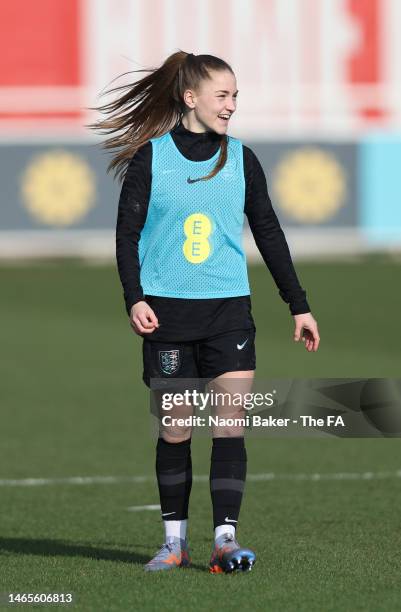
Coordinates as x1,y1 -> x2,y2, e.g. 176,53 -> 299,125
181,117 -> 208,134
175,119 -> 220,140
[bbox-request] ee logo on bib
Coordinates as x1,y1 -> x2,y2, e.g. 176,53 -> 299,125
183,213 -> 212,264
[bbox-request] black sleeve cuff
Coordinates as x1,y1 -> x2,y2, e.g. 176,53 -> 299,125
289,301 -> 311,316
279,289 -> 311,316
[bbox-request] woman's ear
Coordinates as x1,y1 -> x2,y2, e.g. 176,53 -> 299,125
183,89 -> 196,109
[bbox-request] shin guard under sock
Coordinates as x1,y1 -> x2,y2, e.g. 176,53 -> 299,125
209,436 -> 247,530
156,437 -> 192,521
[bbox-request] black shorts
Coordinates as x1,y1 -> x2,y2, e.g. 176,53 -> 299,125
142,327 -> 256,388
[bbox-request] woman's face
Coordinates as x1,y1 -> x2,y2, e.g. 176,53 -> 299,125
183,69 -> 238,134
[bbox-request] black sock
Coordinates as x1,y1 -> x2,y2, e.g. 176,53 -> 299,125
155,437 -> 192,522
209,437 -> 247,530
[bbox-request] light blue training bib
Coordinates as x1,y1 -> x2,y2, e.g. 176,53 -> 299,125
138,130 -> 250,298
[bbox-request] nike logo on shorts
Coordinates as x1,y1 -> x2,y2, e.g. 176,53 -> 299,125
162,511 -> 176,517
237,338 -> 248,350
225,517 -> 238,523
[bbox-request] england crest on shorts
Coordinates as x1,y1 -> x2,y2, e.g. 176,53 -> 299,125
159,349 -> 180,375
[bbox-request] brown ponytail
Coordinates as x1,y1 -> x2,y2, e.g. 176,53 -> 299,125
86,50 -> 234,183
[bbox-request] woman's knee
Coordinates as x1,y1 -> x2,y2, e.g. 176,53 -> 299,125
160,426 -> 192,443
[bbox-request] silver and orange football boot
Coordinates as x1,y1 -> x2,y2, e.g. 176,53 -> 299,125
144,536 -> 191,572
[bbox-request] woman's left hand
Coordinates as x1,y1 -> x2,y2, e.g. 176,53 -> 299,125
293,312 -> 320,352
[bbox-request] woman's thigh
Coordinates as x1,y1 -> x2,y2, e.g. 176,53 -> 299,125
207,370 -> 255,437
152,388 -> 194,443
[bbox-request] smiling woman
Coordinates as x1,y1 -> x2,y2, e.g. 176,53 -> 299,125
86,51 -> 237,184
180,72 -> 238,134
87,49 -> 320,576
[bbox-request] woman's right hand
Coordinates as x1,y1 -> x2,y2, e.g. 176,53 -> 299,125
130,301 -> 159,335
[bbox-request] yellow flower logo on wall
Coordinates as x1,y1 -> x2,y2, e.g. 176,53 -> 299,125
272,148 -> 346,223
20,150 -> 96,226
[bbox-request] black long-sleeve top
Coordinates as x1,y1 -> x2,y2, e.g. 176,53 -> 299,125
116,120 -> 310,341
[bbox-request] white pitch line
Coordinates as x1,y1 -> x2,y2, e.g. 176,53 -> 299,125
0,475 -> 150,487
1,470 -> 401,488
127,504 -> 161,512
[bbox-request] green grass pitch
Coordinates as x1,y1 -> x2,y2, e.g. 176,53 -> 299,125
1,256 -> 401,611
